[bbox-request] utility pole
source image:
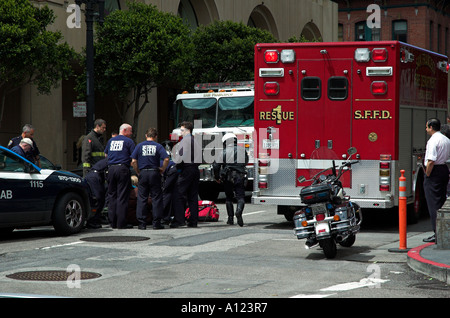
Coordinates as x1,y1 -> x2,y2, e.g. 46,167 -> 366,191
75,0 -> 104,134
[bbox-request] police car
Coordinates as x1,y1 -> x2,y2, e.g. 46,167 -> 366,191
0,146 -> 90,236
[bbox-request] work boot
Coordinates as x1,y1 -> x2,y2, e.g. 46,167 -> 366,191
226,201 -> 234,225
235,199 -> 245,227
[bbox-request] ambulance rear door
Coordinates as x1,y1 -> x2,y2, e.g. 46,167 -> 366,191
296,58 -> 353,185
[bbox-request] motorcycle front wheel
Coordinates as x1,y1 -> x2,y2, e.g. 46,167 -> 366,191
320,238 -> 337,259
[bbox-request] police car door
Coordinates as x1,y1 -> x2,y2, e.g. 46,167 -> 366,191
0,148 -> 47,224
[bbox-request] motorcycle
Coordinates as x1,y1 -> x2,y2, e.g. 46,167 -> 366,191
294,147 -> 362,259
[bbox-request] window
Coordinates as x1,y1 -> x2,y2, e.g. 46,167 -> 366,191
328,77 -> 348,100
301,77 -> 321,100
392,20 -> 407,43
176,98 -> 216,128
338,24 -> 343,41
0,149 -> 29,172
355,21 -> 367,41
217,97 -> 254,127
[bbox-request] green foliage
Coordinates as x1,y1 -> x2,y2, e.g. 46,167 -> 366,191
84,1 -> 193,139
189,20 -> 276,85
91,2 -> 192,101
0,0 -> 76,96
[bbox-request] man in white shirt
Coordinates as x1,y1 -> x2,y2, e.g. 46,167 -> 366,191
423,118 -> 450,242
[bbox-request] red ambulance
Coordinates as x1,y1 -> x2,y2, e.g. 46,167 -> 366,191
252,41 -> 448,223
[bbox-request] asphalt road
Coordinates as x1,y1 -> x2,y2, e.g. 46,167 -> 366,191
0,200 -> 448,305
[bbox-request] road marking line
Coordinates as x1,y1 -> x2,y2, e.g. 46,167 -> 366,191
320,278 -> 390,292
243,210 -> 267,216
37,241 -> 85,250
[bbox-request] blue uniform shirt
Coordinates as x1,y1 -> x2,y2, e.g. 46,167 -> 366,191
131,140 -> 168,170
104,135 -> 135,166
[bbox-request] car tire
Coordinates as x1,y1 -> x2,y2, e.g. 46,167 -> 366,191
52,192 -> 86,235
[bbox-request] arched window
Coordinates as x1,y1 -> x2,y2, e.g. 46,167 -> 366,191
178,0 -> 198,31
104,0 -> 120,16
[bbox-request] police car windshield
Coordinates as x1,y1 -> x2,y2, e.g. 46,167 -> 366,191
217,97 -> 254,128
176,98 -> 216,128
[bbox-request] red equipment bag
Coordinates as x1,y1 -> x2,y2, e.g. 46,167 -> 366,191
185,200 -> 219,222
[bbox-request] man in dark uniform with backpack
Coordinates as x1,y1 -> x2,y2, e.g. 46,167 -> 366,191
104,123 -> 135,229
131,127 -> 169,230
213,133 -> 249,226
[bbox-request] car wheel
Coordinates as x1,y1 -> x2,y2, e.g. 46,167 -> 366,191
52,193 -> 86,235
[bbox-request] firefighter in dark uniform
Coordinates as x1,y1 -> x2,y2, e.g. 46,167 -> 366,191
82,119 -> 107,177
85,158 -> 108,229
213,133 -> 249,226
131,128 -> 169,230
8,124 -> 40,166
162,160 -> 178,224
104,123 -> 135,229
170,121 -> 201,228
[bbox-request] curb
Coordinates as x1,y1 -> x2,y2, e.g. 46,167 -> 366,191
407,243 -> 450,284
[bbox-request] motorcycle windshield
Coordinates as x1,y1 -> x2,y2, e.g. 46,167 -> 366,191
297,146 -> 347,187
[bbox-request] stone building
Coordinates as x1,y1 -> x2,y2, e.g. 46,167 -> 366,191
0,0 -> 338,170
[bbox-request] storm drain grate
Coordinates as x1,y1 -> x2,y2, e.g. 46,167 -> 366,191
80,236 -> 150,243
6,271 -> 101,281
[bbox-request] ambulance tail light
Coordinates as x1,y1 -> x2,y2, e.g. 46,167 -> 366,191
372,48 -> 388,62
371,81 -> 387,95
264,82 -> 279,95
258,175 -> 268,189
379,154 -> 391,191
264,50 -> 279,63
258,153 -> 270,189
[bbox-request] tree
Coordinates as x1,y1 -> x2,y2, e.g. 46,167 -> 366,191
189,20 -> 277,85
85,2 -> 192,140
0,0 -> 76,126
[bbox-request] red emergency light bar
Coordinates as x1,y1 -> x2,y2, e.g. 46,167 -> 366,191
194,81 -> 254,91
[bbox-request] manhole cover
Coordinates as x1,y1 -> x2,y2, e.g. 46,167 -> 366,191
6,271 -> 101,281
80,236 -> 150,242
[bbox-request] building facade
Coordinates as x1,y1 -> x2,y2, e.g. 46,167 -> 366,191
0,0 -> 338,170
336,0 -> 450,56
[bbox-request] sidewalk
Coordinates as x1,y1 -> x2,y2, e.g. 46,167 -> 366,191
407,242 -> 450,284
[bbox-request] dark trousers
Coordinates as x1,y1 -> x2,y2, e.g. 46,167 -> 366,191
162,165 -> 178,221
86,173 -> 106,225
424,164 -> 449,232
173,166 -> 199,225
107,165 -> 131,228
224,171 -> 246,202
137,169 -> 163,226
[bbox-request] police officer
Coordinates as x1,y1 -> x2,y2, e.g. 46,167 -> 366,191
85,158 -> 108,229
8,124 -> 40,166
82,119 -> 107,177
213,133 -> 249,226
171,121 -> 201,228
104,123 -> 135,229
131,128 -> 169,230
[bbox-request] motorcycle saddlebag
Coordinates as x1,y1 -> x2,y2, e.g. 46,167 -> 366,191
300,184 -> 332,204
185,200 -> 219,222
